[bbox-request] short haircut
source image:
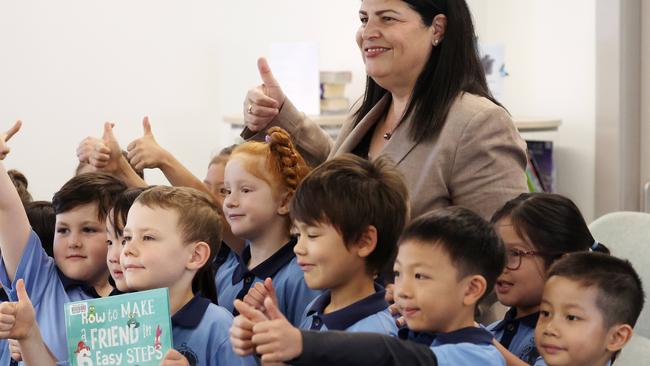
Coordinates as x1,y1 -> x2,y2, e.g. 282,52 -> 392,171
25,201 -> 55,257
135,185 -> 222,304
400,207 -> 505,302
291,154 -> 409,275
8,169 -> 33,205
548,252 -> 645,328
209,144 -> 238,167
109,187 -> 151,238
52,172 -> 127,221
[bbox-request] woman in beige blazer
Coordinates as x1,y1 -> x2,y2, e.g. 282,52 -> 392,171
243,0 -> 528,221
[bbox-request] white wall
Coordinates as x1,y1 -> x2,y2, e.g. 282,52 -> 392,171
0,0 -> 598,220
469,0 -> 597,220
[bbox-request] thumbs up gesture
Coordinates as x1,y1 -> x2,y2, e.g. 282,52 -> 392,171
244,57 -> 286,132
251,297 -> 302,363
0,279 -> 37,340
0,121 -> 22,160
127,117 -> 171,171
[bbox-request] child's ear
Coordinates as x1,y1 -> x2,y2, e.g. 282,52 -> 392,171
354,225 -> 378,259
186,241 -> 211,270
462,275 -> 487,307
276,191 -> 291,216
606,324 -> 634,353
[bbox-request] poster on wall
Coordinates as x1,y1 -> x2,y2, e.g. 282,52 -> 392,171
479,43 -> 507,100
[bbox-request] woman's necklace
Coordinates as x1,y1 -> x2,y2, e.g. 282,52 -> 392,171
383,117 -> 402,140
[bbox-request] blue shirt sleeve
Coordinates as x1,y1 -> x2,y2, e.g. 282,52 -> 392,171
533,356 -> 548,366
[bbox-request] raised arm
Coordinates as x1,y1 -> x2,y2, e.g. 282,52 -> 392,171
0,121 -> 32,282
126,117 -> 209,194
241,57 -> 333,167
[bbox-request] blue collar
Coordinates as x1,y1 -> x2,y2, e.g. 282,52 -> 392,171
307,284 -> 389,330
400,327 -> 494,346
213,241 -> 232,269
232,238 -> 297,285
171,295 -> 211,328
57,268 -> 122,298
492,307 -> 540,331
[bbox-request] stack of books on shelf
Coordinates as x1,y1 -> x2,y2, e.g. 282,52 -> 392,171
525,140 -> 555,193
320,71 -> 352,115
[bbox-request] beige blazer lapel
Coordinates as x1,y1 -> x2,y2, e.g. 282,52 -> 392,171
378,112 -> 419,166
331,95 -> 391,157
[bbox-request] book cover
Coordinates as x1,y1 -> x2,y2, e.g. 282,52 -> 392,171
64,288 -> 173,366
526,140 -> 555,192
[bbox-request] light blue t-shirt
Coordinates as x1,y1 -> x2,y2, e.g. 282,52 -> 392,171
300,285 -> 398,336
216,239 -> 320,326
487,307 -> 546,365
400,326 -> 505,366
0,231 -> 114,363
171,295 -> 255,366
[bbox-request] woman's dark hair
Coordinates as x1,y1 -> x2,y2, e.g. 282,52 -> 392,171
491,193 -> 610,268
353,0 -> 500,142
25,201 -> 55,257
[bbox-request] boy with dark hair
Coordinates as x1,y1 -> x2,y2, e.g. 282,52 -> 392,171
0,121 -> 127,363
536,252 -> 645,366
230,207 -> 507,366
238,154 -> 408,335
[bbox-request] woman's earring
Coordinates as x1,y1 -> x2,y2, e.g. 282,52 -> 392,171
433,39 -> 439,46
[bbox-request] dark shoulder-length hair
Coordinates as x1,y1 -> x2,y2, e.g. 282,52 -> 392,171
352,0 -> 501,142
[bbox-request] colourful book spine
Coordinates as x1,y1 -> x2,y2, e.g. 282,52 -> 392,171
64,288 -> 173,366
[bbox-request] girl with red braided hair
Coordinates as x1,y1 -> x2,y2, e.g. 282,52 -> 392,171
216,127 -> 320,326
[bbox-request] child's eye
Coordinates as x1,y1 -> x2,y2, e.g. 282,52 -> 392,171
219,188 -> 229,197
107,240 -> 113,246
241,188 -> 251,193
82,227 -> 98,233
123,236 -> 132,242
566,314 -> 580,321
540,310 -> 550,318
56,227 -> 69,234
121,239 -> 127,246
143,235 -> 155,241
393,270 -> 400,278
414,273 -> 429,280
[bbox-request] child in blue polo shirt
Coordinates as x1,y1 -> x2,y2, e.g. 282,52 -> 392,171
238,154 -> 407,336
231,207 -> 507,366
487,193 -> 610,366
122,185 -> 255,366
536,253 -> 644,366
216,127 -> 319,325
0,120 -> 127,364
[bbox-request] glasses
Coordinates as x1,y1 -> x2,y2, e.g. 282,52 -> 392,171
505,249 -> 541,270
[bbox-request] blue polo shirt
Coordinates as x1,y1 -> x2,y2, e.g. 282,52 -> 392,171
0,230 -> 115,363
300,285 -> 398,336
215,238 -> 320,326
400,327 -> 505,366
487,308 -> 546,365
171,295 -> 255,366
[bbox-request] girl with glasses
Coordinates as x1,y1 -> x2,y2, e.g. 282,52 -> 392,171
486,193 -> 610,366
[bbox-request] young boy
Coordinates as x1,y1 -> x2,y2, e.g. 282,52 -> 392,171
0,121 -> 127,363
121,186 -> 255,365
536,252 -> 644,366
244,154 -> 408,334
230,207 -> 507,366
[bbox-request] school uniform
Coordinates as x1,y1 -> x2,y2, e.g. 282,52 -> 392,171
300,285 -> 398,336
487,308 -> 546,365
216,238 -> 320,325
399,327 -> 506,366
0,231 -> 119,364
171,295 -> 255,366
213,241 -> 234,274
